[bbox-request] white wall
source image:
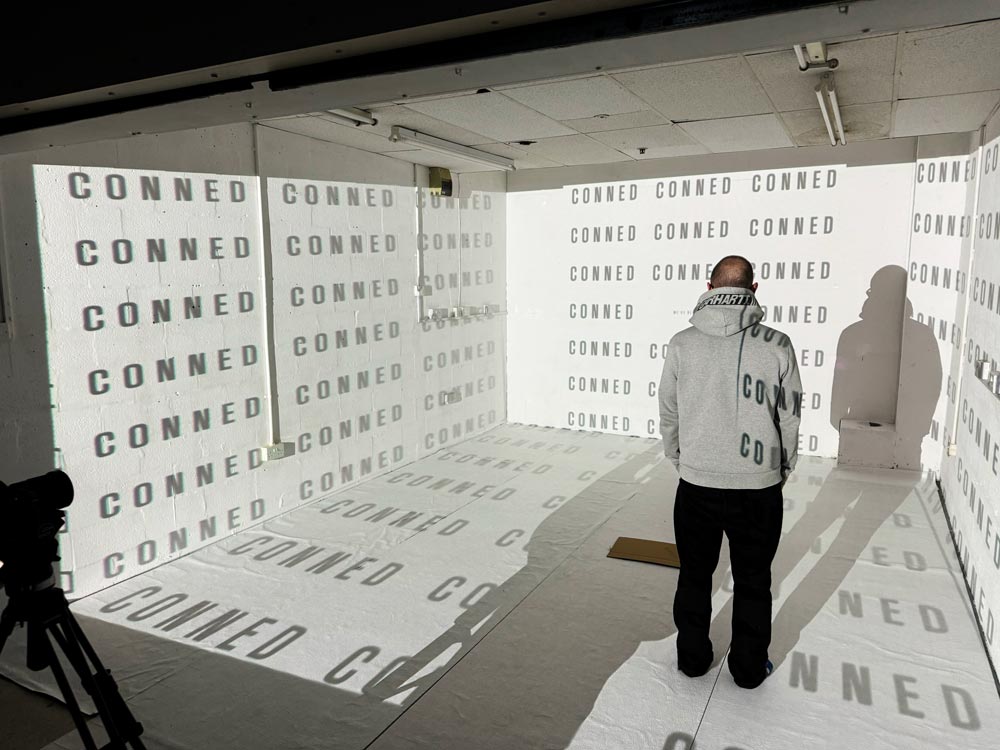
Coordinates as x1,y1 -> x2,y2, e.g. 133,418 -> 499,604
255,126 -> 507,518
0,124 -> 506,598
0,125 -> 258,484
900,133 -> 978,472
939,110 -> 1000,670
506,140 -> 919,462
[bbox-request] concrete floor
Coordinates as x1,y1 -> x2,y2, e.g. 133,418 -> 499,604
0,676 -> 74,750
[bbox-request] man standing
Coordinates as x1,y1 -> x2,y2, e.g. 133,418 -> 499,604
658,255 -> 802,689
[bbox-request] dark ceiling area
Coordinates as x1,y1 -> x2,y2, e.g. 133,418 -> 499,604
267,0 -> 837,91
0,1 -> 836,135
0,3 -> 543,106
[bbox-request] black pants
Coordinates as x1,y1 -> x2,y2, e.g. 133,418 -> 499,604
672,477 -> 784,689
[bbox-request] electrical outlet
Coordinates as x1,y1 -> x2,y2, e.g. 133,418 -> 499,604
946,443 -> 957,457
265,442 -> 296,461
446,388 -> 462,404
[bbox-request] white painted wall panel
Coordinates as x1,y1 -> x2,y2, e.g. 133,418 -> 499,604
507,158 -> 915,460
31,165 -> 270,594
0,126 -> 507,602
899,140 -> 978,471
940,119 -> 1000,669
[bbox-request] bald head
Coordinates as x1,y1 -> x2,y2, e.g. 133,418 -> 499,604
710,255 -> 754,289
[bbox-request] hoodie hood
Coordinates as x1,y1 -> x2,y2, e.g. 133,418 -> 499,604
690,286 -> 765,337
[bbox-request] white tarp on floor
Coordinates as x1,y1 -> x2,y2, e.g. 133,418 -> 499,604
363,445 -> 1000,750
6,424 -> 996,750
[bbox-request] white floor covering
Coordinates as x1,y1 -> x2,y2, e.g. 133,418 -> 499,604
3,423 -> 997,749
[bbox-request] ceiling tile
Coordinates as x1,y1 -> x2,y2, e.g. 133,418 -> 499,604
367,105 -> 491,145
518,135 -> 633,166
613,57 -> 772,120
746,35 -> 896,112
562,109 -> 668,133
501,76 -> 646,120
261,116 -> 409,153
893,91 -> 1000,137
588,123 -> 698,158
631,144 -> 708,160
679,114 -> 794,153
384,88 -> 480,105
782,102 -> 891,146
899,21 -> 1000,99
405,92 -> 575,141
474,143 -> 563,169
492,70 -> 607,90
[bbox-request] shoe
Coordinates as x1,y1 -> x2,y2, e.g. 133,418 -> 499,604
678,653 -> 713,678
731,658 -> 773,689
679,662 -> 712,678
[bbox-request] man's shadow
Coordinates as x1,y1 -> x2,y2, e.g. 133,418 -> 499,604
365,436 -> 665,706
830,264 -> 942,470
715,265 -> 942,668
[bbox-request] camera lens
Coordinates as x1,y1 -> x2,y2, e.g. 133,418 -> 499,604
8,470 -> 75,510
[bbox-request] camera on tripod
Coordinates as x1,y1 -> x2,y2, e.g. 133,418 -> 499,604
0,470 -> 75,595
0,469 -> 147,750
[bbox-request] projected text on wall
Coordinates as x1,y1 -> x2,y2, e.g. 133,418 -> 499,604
507,163 -> 918,460
34,167 -> 508,597
36,165 -> 271,595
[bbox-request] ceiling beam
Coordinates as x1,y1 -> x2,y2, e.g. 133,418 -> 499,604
2,0 -> 997,155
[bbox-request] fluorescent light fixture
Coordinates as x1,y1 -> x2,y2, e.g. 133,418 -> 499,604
793,44 -> 808,71
815,82 -> 836,146
324,112 -> 370,128
814,76 -> 845,146
827,85 -> 847,145
389,126 -> 516,171
328,107 -> 378,126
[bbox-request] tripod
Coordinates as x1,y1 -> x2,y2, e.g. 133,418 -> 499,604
0,584 -> 146,750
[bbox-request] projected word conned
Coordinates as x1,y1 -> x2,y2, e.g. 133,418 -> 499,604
36,165 -> 271,594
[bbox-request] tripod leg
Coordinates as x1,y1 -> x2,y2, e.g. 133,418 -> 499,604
66,614 -> 147,750
33,625 -> 101,750
48,616 -> 146,750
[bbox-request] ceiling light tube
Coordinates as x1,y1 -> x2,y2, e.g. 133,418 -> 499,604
827,85 -> 847,145
815,82 -> 836,147
328,107 -> 378,126
793,44 -> 808,71
389,126 -> 516,171
324,112 -> 371,128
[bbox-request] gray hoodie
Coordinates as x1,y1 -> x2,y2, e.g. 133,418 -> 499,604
658,286 -> 802,490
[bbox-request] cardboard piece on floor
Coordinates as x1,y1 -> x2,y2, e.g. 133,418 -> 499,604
607,537 -> 680,568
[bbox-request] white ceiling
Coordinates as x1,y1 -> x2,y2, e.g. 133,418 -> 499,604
261,19 -> 1000,172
